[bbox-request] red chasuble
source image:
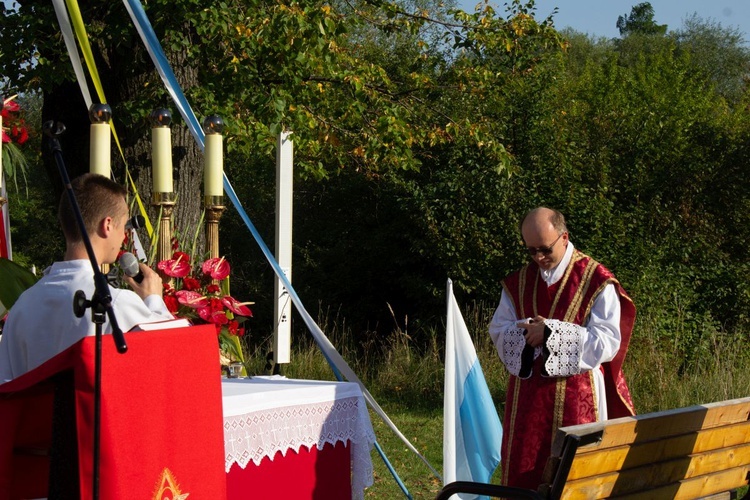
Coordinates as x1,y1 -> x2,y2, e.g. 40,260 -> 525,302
499,250 -> 636,489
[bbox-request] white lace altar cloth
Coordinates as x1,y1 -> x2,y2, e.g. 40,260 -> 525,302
222,376 -> 376,499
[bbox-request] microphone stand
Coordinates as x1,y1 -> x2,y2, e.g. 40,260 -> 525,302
44,121 -> 128,500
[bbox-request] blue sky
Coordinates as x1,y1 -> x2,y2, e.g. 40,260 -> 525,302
457,0 -> 750,41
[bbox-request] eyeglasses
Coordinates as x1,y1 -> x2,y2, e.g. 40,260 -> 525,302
526,232 -> 565,256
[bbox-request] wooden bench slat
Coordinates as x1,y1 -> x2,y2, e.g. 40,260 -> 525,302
560,444 -> 750,498
608,465 -> 750,500
565,420 -> 750,479
551,396 -> 750,457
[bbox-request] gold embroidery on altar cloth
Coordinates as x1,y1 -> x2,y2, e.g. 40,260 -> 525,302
152,468 -> 189,500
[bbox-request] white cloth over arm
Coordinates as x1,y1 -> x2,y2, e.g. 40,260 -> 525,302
0,259 -> 174,382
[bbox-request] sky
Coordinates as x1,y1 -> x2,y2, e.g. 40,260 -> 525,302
456,0 -> 750,42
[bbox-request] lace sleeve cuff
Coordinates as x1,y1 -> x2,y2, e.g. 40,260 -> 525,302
503,328 -> 526,377
542,319 -> 585,377
502,326 -> 532,378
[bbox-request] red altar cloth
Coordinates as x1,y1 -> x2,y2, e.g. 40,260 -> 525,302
227,441 -> 351,499
0,324 -> 226,500
221,377 -> 376,499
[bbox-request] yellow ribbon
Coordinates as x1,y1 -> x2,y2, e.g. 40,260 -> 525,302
64,0 -> 155,237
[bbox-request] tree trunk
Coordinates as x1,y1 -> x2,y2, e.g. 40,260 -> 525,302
40,15 -> 206,262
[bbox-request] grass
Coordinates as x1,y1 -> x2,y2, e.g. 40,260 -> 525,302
240,301 -> 750,499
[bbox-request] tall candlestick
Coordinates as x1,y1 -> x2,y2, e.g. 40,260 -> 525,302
89,103 -> 112,178
203,115 -> 224,199
150,108 -> 173,194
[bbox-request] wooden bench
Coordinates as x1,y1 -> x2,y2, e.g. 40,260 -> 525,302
437,396 -> 750,500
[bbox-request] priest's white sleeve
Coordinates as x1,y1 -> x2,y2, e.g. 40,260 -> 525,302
542,283 -> 621,377
489,291 -> 537,378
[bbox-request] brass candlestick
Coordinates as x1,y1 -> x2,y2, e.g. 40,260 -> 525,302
153,192 -> 176,275
205,196 -> 225,260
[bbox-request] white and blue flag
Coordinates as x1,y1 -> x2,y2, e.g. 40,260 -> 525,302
443,279 -> 503,498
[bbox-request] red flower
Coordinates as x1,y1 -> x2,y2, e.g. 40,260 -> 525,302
228,320 -> 245,336
222,296 -> 253,317
173,251 -> 190,262
2,100 -> 19,113
208,297 -> 224,313
11,125 -> 28,145
175,290 -> 209,309
182,276 -> 201,291
1,131 -> 9,144
157,254 -> 191,278
206,284 -> 220,294
171,236 -> 179,251
198,307 -> 229,325
202,257 -> 230,280
164,295 -> 180,313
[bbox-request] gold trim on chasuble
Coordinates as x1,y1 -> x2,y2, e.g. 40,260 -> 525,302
503,377 -> 523,485
550,254 -> 598,442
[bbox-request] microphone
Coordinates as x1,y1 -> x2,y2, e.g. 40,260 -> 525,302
125,214 -> 146,230
119,252 -> 144,283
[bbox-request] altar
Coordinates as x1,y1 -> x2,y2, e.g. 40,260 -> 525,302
222,376 -> 376,500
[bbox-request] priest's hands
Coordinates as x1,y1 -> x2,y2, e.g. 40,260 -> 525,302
516,315 -> 546,347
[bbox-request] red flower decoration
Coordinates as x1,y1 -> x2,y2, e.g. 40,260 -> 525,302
173,251 -> 190,262
202,257 -> 230,280
2,100 -> 19,114
198,307 -> 229,326
164,295 -> 180,313
222,296 -> 253,317
206,284 -> 220,294
182,276 -> 201,291
175,290 -> 209,309
157,254 -> 191,278
208,298 -> 224,313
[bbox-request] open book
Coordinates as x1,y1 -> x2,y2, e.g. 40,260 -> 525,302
129,318 -> 192,331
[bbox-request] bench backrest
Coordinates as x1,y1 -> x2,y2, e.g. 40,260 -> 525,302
539,396 -> 750,499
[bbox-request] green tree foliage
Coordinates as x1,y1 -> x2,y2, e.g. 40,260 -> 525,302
2,0 -> 750,364
616,2 -> 667,37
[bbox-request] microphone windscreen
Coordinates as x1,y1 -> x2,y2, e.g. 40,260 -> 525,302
119,252 -> 141,278
125,214 -> 146,230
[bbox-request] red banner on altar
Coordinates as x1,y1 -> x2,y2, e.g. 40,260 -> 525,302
0,324 -> 227,500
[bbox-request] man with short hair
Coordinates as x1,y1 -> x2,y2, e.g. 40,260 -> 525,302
0,173 -> 173,382
489,207 -> 636,488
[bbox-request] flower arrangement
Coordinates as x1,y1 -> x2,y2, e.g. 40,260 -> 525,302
2,95 -> 30,190
156,242 -> 253,366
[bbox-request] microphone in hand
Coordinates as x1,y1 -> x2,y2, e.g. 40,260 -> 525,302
119,251 -> 144,284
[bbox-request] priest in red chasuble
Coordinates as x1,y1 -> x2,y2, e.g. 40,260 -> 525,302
489,207 -> 636,489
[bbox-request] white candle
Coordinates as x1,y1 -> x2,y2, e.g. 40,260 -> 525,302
152,126 -> 173,193
204,133 -> 223,197
89,122 -> 111,178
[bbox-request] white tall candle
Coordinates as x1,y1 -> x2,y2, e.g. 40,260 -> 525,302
89,122 -> 111,178
204,133 -> 223,197
152,126 -> 173,193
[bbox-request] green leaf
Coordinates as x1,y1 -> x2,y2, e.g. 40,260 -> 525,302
0,258 -> 38,312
